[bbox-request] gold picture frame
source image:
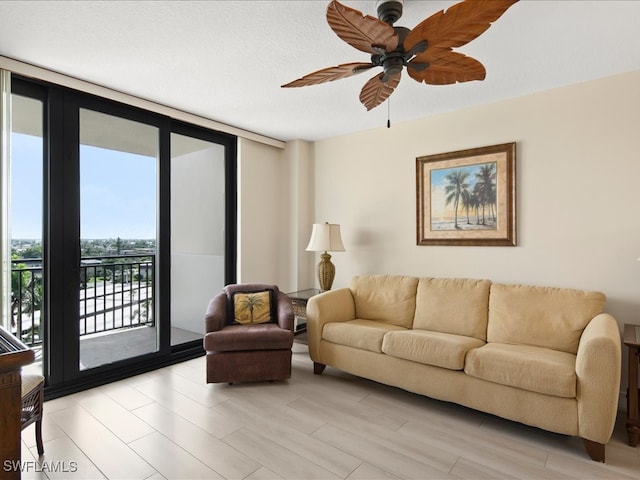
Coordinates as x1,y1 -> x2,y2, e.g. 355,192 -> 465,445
416,142 -> 516,246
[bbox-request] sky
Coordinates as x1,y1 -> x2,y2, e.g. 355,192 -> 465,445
11,132 -> 157,240
11,132 -> 42,239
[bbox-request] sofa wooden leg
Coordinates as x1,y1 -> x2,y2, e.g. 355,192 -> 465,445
313,362 -> 326,375
583,439 -> 605,462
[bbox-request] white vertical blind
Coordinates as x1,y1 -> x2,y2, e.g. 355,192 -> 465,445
0,69 -> 11,329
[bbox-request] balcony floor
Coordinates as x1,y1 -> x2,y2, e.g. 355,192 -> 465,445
80,326 -> 202,369
23,326 -> 202,375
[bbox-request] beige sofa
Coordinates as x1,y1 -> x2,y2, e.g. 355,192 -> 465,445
306,274 -> 621,462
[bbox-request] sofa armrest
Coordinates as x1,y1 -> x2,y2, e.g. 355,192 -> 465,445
306,288 -> 355,362
575,313 -> 621,443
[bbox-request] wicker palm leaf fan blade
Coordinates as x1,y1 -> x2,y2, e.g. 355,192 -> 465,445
359,71 -> 401,111
281,62 -> 376,88
406,0 -> 518,84
408,50 -> 486,85
281,0 -> 518,110
326,0 -> 399,54
405,0 -> 519,55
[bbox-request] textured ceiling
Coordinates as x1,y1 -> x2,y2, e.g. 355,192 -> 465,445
1,1 -> 639,142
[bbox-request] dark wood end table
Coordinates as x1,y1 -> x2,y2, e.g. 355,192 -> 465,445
287,288 -> 322,333
624,323 -> 640,447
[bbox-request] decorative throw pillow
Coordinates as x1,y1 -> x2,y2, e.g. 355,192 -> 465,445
233,290 -> 273,324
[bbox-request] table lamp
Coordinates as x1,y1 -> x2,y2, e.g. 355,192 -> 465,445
306,222 -> 345,291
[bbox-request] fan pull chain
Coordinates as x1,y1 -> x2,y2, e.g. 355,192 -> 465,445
387,99 -> 391,128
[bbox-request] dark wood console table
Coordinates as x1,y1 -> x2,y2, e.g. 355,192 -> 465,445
624,323 -> 640,447
0,326 -> 35,480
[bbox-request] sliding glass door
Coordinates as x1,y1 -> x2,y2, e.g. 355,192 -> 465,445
5,75 -> 237,396
78,108 -> 160,369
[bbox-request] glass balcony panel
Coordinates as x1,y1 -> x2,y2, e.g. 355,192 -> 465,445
79,108 -> 159,369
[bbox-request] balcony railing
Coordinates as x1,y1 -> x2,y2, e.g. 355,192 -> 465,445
10,254 -> 155,348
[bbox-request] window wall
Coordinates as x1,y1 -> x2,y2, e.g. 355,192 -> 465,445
1,73 -> 237,397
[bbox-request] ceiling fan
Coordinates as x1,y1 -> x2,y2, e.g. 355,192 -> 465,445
282,0 -> 518,111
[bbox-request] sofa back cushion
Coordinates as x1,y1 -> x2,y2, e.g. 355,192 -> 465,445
413,277 -> 491,340
350,275 -> 419,328
487,283 -> 606,354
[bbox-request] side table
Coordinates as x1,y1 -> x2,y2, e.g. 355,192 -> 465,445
624,323 -> 640,447
287,288 -> 322,333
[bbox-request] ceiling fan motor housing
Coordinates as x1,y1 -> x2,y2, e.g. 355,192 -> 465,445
372,26 -> 415,81
376,0 -> 403,25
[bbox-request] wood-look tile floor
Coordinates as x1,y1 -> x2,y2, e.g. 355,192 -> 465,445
20,341 -> 640,479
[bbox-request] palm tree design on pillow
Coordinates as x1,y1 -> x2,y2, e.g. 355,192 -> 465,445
238,293 -> 266,324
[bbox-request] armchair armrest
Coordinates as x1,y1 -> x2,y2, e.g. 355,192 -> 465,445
306,288 -> 355,362
205,292 -> 228,333
275,291 -> 295,332
575,313 -> 621,443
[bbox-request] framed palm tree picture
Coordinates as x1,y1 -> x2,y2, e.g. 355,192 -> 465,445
416,142 -> 516,246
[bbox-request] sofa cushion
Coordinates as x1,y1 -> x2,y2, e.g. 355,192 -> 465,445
464,343 -> 577,398
413,277 -> 491,340
350,275 -> 419,329
382,330 -> 485,370
487,283 -> 606,354
322,319 -> 407,353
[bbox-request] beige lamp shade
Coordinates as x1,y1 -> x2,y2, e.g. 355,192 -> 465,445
305,223 -> 345,253
306,223 -> 345,291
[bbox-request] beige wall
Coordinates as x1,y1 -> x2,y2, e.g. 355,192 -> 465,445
237,138 -> 316,293
282,140 -> 316,290
305,70 -> 640,394
310,70 -> 640,341
238,137 -> 284,286
240,71 -> 640,336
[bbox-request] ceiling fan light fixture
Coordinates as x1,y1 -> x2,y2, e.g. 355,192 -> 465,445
376,0 -> 403,25
382,54 -> 404,79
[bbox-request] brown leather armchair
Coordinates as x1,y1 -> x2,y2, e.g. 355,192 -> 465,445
204,283 -> 294,383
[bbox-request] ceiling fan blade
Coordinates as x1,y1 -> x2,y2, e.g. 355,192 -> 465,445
404,0 -> 518,61
359,72 -> 401,111
327,0 -> 398,54
281,62 -> 376,88
408,51 -> 485,85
